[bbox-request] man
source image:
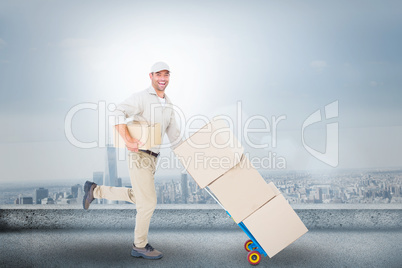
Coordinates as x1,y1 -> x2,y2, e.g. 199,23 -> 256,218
82,62 -> 181,260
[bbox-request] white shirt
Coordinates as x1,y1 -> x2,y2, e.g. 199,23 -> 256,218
158,96 -> 166,107
112,86 -> 182,152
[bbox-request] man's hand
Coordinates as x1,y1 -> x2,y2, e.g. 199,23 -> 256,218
125,138 -> 143,152
115,124 -> 143,152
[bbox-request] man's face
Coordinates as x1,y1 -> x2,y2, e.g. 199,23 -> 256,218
150,70 -> 170,92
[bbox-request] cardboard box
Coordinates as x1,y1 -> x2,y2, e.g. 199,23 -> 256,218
208,155 -> 279,223
243,194 -> 308,258
174,118 -> 244,189
175,118 -> 308,258
113,121 -> 161,150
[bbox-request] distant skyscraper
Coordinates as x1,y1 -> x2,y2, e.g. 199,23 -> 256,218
116,177 -> 122,187
19,196 -> 33,204
104,144 -> 118,204
157,185 -> 164,204
181,173 -> 189,204
34,188 -> 48,204
104,144 -> 118,187
315,188 -> 323,203
71,184 -> 82,198
93,172 -> 104,185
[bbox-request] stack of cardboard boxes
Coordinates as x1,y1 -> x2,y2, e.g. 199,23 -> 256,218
174,118 -> 308,258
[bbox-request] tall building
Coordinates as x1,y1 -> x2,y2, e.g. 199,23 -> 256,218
34,188 -> 48,204
157,184 -> 164,204
93,172 -> 103,185
181,173 -> 189,204
314,187 -> 323,203
104,144 -> 118,187
19,196 -> 33,204
104,144 -> 118,204
116,177 -> 122,187
71,184 -> 82,198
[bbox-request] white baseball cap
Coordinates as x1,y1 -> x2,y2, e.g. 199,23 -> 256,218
150,61 -> 170,73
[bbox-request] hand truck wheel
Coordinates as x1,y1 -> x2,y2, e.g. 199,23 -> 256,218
244,239 -> 257,252
247,250 -> 261,265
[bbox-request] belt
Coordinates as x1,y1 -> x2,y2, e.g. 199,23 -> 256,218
139,149 -> 160,158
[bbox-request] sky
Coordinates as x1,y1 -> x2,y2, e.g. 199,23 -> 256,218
0,0 -> 401,183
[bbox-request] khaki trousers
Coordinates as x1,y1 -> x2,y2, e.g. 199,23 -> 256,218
93,151 -> 157,248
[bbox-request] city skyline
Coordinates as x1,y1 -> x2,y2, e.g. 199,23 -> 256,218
2,168 -> 401,206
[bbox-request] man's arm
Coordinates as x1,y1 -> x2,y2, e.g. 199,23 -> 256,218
115,124 -> 143,152
113,91 -> 145,152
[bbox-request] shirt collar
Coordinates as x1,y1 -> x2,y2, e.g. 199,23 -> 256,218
147,86 -> 171,103
147,86 -> 157,95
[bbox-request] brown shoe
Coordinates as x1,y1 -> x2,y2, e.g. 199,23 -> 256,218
83,181 -> 97,210
131,243 -> 163,260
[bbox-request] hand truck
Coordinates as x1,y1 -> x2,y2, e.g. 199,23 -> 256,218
205,187 -> 267,266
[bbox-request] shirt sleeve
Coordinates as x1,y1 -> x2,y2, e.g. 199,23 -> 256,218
112,92 -> 144,125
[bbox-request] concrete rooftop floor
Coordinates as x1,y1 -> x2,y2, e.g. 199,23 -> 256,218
1,229 -> 401,268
